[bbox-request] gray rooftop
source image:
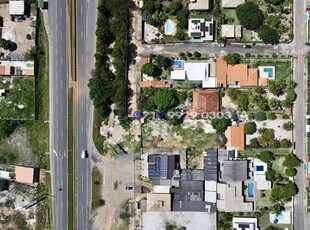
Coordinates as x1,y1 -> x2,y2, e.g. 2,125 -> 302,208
221,160 -> 249,182
181,169 -> 204,181
204,149 -> 218,181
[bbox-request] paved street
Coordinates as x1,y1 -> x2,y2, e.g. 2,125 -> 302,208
46,0 -> 68,229
75,0 -> 98,229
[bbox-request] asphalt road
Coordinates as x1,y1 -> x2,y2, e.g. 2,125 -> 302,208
75,0 -> 97,229
47,0 -> 68,229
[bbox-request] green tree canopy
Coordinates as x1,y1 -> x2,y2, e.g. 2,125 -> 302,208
244,122 -> 257,135
0,38 -> 9,50
151,89 -> 179,111
283,122 -> 294,131
280,138 -> 292,148
211,117 -> 231,133
259,25 -> 280,44
168,0 -> 183,15
224,53 -> 241,64
141,63 -> 162,77
267,79 -> 287,96
175,29 -> 187,40
266,167 -> 277,181
257,151 -> 275,163
236,1 -> 264,30
154,55 -> 171,69
282,89 -> 297,108
285,168 -> 297,177
255,111 -> 267,121
283,153 -> 302,168
176,9 -> 189,29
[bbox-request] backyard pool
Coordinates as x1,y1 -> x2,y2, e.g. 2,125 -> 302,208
172,60 -> 184,70
263,68 -> 274,79
247,181 -> 255,198
256,165 -> 264,171
164,19 -> 176,36
270,211 -> 291,224
307,162 -> 310,174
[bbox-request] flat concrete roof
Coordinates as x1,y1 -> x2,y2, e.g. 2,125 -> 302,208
9,1 -> 25,15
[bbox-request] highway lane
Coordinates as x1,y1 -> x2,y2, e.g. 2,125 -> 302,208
47,0 -> 68,229
75,0 -> 97,229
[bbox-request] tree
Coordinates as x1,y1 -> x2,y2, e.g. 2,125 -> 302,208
154,55 -> 171,69
236,1 -> 264,30
151,89 -> 179,111
255,111 -> 267,121
215,133 -> 228,147
258,151 -> 275,163
282,89 -> 297,108
267,112 -> 277,120
266,168 -> 277,181
285,168 -> 297,177
259,25 -> 280,44
283,153 -> 302,168
211,117 -> 231,133
266,0 -> 284,5
141,63 -> 162,77
0,38 -> 9,50
267,79 -> 286,96
244,122 -> 257,135
168,0 -> 183,15
272,203 -> 284,215
193,51 -> 201,58
280,138 -> 292,148
250,138 -> 260,148
283,181 -> 298,200
143,0 -> 162,15
179,52 -> 185,58
224,53 -> 240,64
175,29 -> 187,40
283,122 -> 294,131
269,98 -> 281,110
176,9 -> 189,29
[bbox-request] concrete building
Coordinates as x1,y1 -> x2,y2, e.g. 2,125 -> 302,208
146,193 -> 171,211
0,61 -> 34,76
221,160 -> 249,182
217,181 -> 253,212
233,217 -> 260,230
189,0 -> 210,11
221,24 -> 242,38
188,18 -> 214,41
15,166 -> 39,185
222,0 -> 245,8
9,1 -> 25,16
204,149 -> 218,181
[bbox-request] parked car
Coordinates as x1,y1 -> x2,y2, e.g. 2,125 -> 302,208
81,150 -> 88,158
126,187 -> 133,190
218,43 -> 226,47
243,45 -> 251,48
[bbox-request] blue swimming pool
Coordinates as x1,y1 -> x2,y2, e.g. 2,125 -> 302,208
307,162 -> 310,174
263,68 -> 274,79
172,60 -> 184,69
247,182 -> 255,198
256,165 -> 264,171
165,20 -> 173,34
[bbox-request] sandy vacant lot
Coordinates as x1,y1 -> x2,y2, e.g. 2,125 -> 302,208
0,4 -> 35,60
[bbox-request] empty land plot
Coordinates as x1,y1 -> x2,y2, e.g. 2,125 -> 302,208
0,76 -> 35,119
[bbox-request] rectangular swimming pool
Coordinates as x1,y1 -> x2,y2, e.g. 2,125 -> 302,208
256,165 -> 264,171
247,182 -> 255,198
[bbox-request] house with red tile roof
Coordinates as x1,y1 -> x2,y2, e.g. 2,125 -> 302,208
189,89 -> 220,116
225,124 -> 245,150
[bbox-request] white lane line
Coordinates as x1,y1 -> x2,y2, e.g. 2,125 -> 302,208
61,129 -> 64,137
81,31 -> 83,39
61,57 -> 63,66
61,106 -> 63,113
81,125 -> 84,133
80,6 -> 83,14
81,205 -> 84,213
53,149 -> 58,157
61,84 -> 63,90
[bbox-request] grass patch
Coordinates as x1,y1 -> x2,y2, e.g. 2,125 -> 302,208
91,167 -> 103,211
272,156 -> 288,177
67,88 -> 74,230
92,107 -> 107,155
221,9 -> 239,25
0,77 -> 35,119
238,148 -> 290,158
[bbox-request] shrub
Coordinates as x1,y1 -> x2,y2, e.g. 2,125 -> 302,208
244,122 -> 257,135
283,122 -> 294,131
175,29 -> 187,40
283,153 -> 302,168
258,151 -> 275,163
259,25 -> 279,44
154,55 -> 171,69
211,117 -> 231,133
141,63 -> 162,77
267,112 -> 277,120
26,34 -> 32,40
255,111 -> 266,121
250,138 -> 260,148
176,9 -> 189,29
193,51 -> 201,58
285,168 -> 297,177
224,53 -> 240,64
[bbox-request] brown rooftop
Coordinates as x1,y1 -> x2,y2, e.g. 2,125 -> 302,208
15,166 -> 34,185
190,89 -> 220,115
140,81 -> 171,88
225,124 -> 245,150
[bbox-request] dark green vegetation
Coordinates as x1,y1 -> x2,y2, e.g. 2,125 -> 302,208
138,88 -> 182,111
259,25 -> 279,44
92,167 -> 104,210
224,53 -> 240,64
243,122 -> 257,135
210,117 -> 231,133
236,1 -> 264,30
257,151 -> 274,163
88,0 -> 130,127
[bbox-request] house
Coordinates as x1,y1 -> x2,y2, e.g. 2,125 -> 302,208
189,89 -> 220,115
221,25 -> 242,38
225,124 -> 245,150
222,0 -> 245,8
189,0 -> 210,11
171,61 -> 217,88
15,166 -> 39,185
217,56 -> 258,87
146,193 -> 171,211
188,18 -> 214,41
139,81 -> 171,88
204,149 -> 218,181
217,181 -> 254,212
251,158 -> 272,190
233,217 -> 260,230
0,61 -> 34,76
9,1 -> 25,16
220,160 -> 249,182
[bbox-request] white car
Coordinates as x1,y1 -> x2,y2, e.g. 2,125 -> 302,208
81,150 -> 88,159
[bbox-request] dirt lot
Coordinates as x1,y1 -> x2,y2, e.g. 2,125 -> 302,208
0,4 -> 36,60
91,153 -> 136,230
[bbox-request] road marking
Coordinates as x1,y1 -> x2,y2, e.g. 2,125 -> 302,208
61,57 -> 64,66
53,149 -> 58,157
81,205 -> 84,213
81,125 -> 84,133
61,106 -> 63,113
81,31 -> 83,39
61,129 -> 64,137
80,6 -> 83,14
81,54 -> 84,63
